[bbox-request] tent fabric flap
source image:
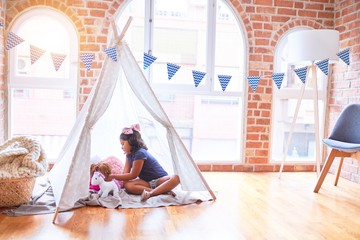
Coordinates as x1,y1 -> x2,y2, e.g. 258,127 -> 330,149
48,41 -> 214,212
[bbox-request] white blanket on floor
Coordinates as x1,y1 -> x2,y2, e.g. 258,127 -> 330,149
1,176 -> 213,216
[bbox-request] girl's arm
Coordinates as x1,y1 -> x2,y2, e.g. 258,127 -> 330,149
108,158 -> 144,181
122,157 -> 131,174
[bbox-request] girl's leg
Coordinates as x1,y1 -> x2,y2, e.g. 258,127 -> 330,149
142,175 -> 180,200
124,179 -> 151,195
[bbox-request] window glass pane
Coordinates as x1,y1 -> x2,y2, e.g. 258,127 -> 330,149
117,0 -> 245,163
214,1 -> 244,92
11,88 -> 76,160
159,94 -> 242,162
152,0 -> 207,85
9,9 -> 77,163
118,0 -> 145,62
15,15 -> 70,78
271,98 -> 324,161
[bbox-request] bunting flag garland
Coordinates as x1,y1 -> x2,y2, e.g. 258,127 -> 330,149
167,63 -> 181,80
218,75 -> 232,91
104,47 -> 117,62
337,48 -> 350,65
30,45 -> 46,65
271,73 -> 285,89
315,58 -> 329,76
80,53 -> 95,71
192,70 -> 206,87
144,53 -> 157,69
247,75 -> 261,92
294,66 -> 308,84
0,29 -> 352,90
6,32 -> 25,50
50,52 -> 67,71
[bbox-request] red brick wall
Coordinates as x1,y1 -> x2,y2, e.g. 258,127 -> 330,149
327,0 -> 360,183
0,0 -> 5,143
1,0 -> 359,183
229,0 -> 335,173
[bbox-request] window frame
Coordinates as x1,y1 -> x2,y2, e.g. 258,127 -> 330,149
119,0 -> 248,97
115,0 -> 248,164
7,8 -> 78,147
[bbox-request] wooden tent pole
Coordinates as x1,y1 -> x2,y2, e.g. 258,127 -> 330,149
118,17 -> 133,41
52,207 -> 60,224
111,16 -> 133,45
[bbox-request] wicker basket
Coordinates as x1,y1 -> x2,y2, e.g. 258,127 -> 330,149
0,177 -> 35,207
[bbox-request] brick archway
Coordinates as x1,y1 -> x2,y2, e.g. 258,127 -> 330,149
271,19 -> 325,48
230,0 -> 255,51
6,2 -> 84,34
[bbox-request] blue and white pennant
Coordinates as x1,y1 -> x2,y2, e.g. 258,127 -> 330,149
50,52 -> 67,71
167,63 -> 181,80
271,73 -> 285,89
6,31 -> 24,50
337,48 -> 350,66
144,53 -> 157,69
192,70 -> 206,87
315,58 -> 329,76
30,45 -> 46,65
218,75 -> 232,91
247,76 -> 261,92
80,53 -> 95,71
104,47 -> 117,62
294,66 -> 308,84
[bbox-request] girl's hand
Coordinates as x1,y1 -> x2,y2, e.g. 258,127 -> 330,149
105,174 -> 113,181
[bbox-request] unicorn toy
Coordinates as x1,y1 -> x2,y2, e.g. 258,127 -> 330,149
91,171 -> 120,198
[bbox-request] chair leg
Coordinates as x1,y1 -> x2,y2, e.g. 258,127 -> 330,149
314,149 -> 337,193
334,157 -> 344,186
314,149 -> 351,193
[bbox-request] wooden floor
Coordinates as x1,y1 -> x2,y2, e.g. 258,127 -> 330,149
1,172 -> 360,240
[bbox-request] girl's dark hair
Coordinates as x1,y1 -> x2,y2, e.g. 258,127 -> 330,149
120,130 -> 148,154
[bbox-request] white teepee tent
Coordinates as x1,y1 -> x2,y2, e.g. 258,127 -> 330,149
48,19 -> 215,222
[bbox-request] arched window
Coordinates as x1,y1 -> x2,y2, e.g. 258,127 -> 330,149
116,0 -> 247,163
271,28 -> 328,163
8,8 -> 78,162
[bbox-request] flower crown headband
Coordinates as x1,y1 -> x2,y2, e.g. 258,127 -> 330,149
122,123 -> 140,134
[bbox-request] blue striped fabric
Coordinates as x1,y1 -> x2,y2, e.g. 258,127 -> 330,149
247,75 -> 260,92
167,63 -> 180,80
337,48 -> 350,66
143,53 -> 157,69
192,70 -> 206,87
80,53 -> 95,71
218,75 -> 232,91
271,73 -> 285,89
6,32 -> 25,50
315,58 -> 329,76
50,52 -> 67,71
294,66 -> 308,84
30,45 -> 46,65
104,47 -> 117,62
